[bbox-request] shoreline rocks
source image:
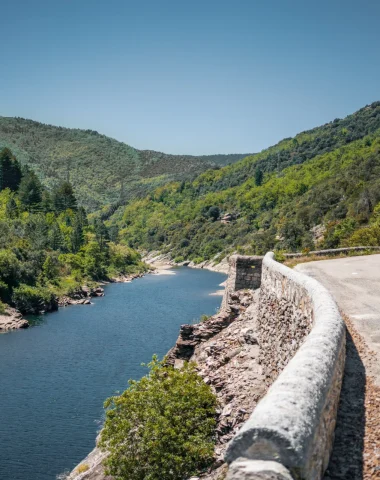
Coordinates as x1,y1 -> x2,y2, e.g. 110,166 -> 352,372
0,307 -> 29,331
59,286 -> 105,307
142,250 -> 230,275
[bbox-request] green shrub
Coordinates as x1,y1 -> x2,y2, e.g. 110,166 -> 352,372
12,284 -> 57,314
0,300 -> 7,315
192,257 -> 204,265
274,250 -> 286,262
100,356 -> 217,480
347,224 -> 380,246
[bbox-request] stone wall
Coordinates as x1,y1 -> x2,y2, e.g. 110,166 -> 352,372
257,263 -> 313,383
225,252 -> 346,480
222,255 -> 263,310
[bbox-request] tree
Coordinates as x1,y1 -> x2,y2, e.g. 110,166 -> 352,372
42,254 -> 60,281
26,214 -> 49,250
18,168 -> 43,211
48,221 -> 65,251
71,214 -> 84,253
99,357 -> 217,480
53,181 -> 77,212
0,148 -> 22,192
207,206 -> 220,221
5,196 -> 19,219
254,168 -> 263,187
93,218 -> 109,249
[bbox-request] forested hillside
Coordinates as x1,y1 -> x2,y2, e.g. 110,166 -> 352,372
108,102 -> 380,262
0,147 -> 147,314
0,117 -> 248,211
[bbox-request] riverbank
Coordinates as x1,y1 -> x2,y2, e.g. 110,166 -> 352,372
0,306 -> 29,331
0,251 -> 223,332
142,251 -> 230,275
67,281 -> 265,480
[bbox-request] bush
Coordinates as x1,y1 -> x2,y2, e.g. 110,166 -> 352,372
100,356 -> 217,480
12,284 -> 58,314
0,300 -> 7,315
76,464 -> 89,473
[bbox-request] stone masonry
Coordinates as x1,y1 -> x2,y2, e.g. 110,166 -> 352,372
222,255 -> 263,310
225,252 -> 346,480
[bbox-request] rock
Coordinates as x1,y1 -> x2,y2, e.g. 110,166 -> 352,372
0,307 -> 29,331
221,404 -> 233,417
242,329 -> 258,345
84,299 -> 91,305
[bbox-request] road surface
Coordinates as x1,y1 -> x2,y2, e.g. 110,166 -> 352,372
296,254 -> 380,385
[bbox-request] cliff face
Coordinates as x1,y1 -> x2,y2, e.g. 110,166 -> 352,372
188,289 -> 266,479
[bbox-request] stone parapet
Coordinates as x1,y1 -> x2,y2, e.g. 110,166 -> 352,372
226,252 -> 346,480
222,255 -> 263,310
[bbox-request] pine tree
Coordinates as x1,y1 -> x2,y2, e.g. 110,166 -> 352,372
48,222 -> 65,251
94,218 -> 109,250
71,214 -> 84,253
18,168 -> 43,211
53,181 -> 77,213
0,148 -> 22,191
254,168 -> 264,187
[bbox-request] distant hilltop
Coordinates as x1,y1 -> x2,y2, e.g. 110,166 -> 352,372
0,116 -> 251,211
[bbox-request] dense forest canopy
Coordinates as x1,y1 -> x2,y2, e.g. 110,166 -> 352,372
106,102 -> 380,263
0,148 -> 147,314
0,117 -> 249,211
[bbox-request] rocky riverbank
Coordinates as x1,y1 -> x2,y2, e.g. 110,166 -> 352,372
167,289 -> 265,480
67,285 -> 266,480
0,307 -> 29,331
142,251 -> 230,275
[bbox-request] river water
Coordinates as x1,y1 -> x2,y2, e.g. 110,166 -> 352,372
0,267 -> 226,480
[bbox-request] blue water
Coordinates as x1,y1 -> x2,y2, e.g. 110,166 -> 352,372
0,267 -> 226,480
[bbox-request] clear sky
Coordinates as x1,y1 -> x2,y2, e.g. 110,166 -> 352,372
2,0 -> 380,155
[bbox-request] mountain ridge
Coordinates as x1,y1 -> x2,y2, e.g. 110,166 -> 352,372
0,116 -> 251,211
107,101 -> 380,261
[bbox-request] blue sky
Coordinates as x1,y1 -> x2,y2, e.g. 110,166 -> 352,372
1,0 -> 380,154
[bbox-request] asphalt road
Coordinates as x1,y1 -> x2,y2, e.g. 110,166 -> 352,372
296,254 -> 380,385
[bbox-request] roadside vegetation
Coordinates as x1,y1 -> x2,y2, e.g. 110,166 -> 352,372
0,147 -> 147,313
100,356 -> 217,480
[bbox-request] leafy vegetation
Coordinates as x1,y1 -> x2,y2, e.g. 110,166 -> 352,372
0,148 -> 147,313
100,356 -> 217,480
107,102 -> 380,261
0,117 -> 248,211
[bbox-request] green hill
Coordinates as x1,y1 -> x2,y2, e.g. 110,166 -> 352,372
108,101 -> 380,260
0,117 -> 249,211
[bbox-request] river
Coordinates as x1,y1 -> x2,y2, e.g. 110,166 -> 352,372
0,267 -> 226,480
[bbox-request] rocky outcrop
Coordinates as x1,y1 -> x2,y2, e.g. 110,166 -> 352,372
0,307 -> 29,331
166,308 -> 239,365
190,290 -> 266,479
59,286 -> 105,307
